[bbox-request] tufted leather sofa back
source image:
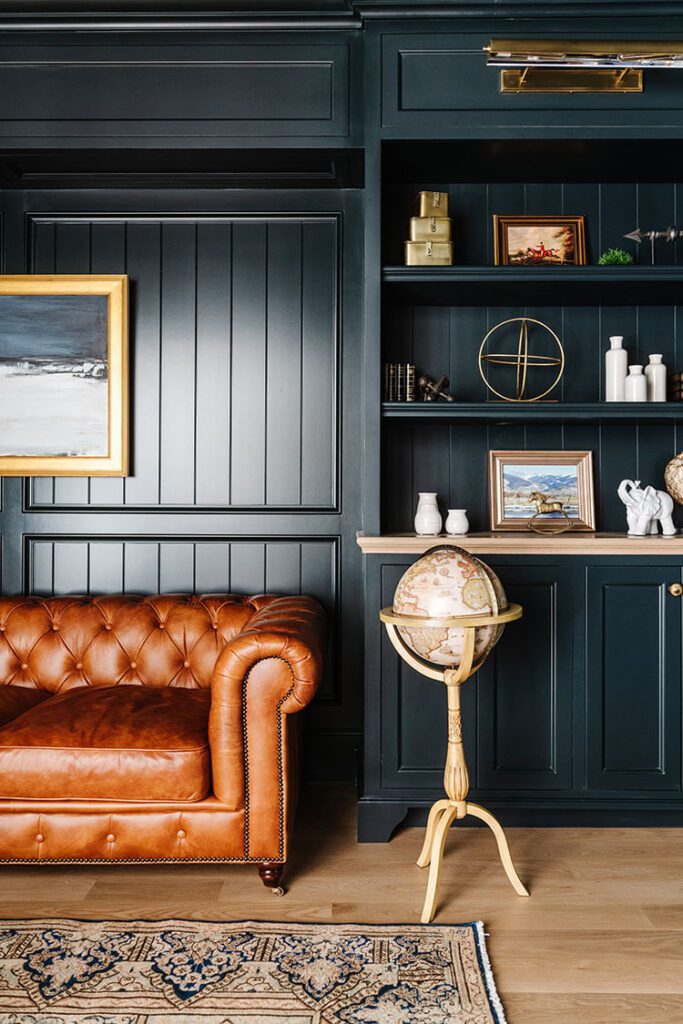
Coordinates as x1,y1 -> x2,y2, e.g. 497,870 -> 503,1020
0,594 -> 268,692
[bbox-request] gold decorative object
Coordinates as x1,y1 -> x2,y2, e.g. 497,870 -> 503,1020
664,451 -> 683,505
526,491 -> 574,534
379,601 -> 528,923
404,241 -> 453,266
409,216 -> 453,242
404,192 -> 453,265
478,316 -> 565,403
414,191 -> 449,218
498,67 -> 642,93
484,38 -> 683,93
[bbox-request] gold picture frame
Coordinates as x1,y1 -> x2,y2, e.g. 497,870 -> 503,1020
493,215 -> 587,266
0,275 -> 128,476
489,450 -> 595,531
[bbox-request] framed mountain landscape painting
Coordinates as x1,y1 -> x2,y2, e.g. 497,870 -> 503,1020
0,276 -> 128,476
489,449 -> 595,531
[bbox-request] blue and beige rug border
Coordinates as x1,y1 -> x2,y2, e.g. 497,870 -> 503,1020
0,915 -> 508,1022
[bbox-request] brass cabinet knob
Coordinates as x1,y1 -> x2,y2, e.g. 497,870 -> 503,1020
668,583 -> 683,597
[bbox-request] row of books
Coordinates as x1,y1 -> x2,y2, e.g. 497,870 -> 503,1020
384,363 -> 416,402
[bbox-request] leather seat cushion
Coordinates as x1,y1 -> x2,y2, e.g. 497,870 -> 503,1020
0,685 -> 211,802
0,687 -> 50,728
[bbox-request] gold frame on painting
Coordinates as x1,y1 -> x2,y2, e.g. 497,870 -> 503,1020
489,449 -> 595,531
0,275 -> 128,477
493,214 -> 587,266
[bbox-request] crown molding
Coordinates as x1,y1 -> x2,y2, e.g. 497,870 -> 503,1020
0,0 -> 679,29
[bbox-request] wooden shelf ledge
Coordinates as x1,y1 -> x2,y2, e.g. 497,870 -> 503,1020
356,531 -> 683,556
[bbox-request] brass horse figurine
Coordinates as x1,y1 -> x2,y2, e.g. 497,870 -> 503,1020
527,490 -> 574,534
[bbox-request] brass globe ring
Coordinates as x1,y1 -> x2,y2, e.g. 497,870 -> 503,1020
478,316 -> 565,403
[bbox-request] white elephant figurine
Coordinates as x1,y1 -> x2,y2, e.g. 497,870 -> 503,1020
618,479 -> 677,536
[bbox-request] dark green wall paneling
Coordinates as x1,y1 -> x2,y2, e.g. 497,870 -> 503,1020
0,187 -> 364,783
27,214 -> 339,512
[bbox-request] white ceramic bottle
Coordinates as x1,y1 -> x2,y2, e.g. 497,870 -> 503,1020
445,509 -> 470,535
645,354 -> 667,402
625,365 -> 647,402
605,336 -> 628,401
414,493 -> 442,535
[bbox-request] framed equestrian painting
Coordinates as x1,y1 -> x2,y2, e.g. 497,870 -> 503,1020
493,215 -> 587,266
489,450 -> 595,532
0,276 -> 128,476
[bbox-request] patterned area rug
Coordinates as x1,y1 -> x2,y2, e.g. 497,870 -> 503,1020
0,918 -> 506,1023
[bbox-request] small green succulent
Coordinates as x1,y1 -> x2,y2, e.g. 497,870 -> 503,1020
598,248 -> 634,266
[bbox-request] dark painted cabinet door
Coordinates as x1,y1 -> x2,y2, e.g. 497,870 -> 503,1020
586,565 -> 682,793
378,559 -> 572,796
477,563 -> 573,793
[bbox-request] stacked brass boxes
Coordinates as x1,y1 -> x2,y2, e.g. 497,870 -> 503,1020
404,191 -> 453,265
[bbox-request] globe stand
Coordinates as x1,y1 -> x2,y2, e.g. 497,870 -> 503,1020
379,603 -> 528,923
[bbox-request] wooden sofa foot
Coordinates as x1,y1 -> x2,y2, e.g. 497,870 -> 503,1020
259,862 -> 286,896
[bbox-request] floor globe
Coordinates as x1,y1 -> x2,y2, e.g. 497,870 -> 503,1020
393,544 -> 508,668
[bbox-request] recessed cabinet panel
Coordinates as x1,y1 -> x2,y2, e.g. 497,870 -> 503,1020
0,44 -> 349,139
379,561 -> 477,791
382,34 -> 683,131
586,566 -> 682,792
477,564 -> 573,792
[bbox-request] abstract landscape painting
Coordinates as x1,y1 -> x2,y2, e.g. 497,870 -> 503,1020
0,276 -> 128,476
0,294 -> 108,457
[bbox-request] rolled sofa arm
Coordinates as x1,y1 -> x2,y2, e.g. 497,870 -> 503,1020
208,595 -> 327,858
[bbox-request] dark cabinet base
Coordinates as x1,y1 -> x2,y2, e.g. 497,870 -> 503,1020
362,555 -> 683,840
358,797 -> 683,842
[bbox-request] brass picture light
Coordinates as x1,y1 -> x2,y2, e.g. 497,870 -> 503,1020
485,39 -> 683,93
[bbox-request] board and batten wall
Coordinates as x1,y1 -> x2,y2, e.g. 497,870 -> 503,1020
0,188 -> 365,781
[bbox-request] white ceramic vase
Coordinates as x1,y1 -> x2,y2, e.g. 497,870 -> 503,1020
605,336 -> 628,402
414,492 -> 442,535
645,354 -> 667,402
625,365 -> 647,402
445,509 -> 470,535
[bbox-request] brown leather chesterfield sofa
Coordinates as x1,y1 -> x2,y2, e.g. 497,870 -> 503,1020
0,593 -> 326,892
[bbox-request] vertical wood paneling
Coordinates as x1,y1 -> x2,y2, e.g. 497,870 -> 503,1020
231,222 -> 267,506
195,222 -> 232,506
123,221 -> 163,506
160,222 -> 197,506
29,539 -> 334,595
301,221 -> 337,507
27,214 -> 340,512
266,222 -> 303,506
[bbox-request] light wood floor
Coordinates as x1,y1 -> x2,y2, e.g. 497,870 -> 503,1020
0,786 -> 682,1023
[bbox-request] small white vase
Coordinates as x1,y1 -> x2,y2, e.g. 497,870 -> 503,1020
645,354 -> 667,402
605,336 -> 628,402
625,365 -> 647,402
445,509 -> 470,535
414,493 -> 442,536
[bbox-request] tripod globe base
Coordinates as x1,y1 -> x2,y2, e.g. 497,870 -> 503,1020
418,799 -> 529,924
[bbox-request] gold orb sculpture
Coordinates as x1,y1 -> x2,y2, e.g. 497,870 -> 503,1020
478,316 -> 565,403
